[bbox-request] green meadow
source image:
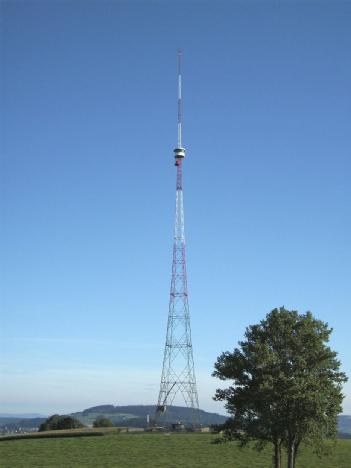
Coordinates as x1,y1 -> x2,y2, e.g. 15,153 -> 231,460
1,432 -> 351,467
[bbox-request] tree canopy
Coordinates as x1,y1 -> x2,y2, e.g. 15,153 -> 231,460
93,417 -> 114,428
213,307 -> 347,468
38,414 -> 85,432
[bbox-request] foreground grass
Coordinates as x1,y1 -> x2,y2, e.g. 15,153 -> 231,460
0,433 -> 350,467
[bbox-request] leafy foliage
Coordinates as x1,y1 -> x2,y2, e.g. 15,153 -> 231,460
213,307 -> 348,468
39,415 -> 85,432
93,417 -> 114,428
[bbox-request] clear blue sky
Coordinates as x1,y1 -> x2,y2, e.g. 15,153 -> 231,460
1,0 -> 350,415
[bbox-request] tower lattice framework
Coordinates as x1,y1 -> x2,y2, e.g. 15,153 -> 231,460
155,52 -> 200,428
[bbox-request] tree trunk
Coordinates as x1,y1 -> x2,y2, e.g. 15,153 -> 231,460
273,440 -> 282,468
274,442 -> 281,468
293,441 -> 300,468
287,443 -> 295,468
279,441 -> 282,468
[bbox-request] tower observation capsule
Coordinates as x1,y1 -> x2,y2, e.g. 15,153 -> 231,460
174,147 -> 185,165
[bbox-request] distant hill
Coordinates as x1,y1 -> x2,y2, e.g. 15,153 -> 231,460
1,408 -> 350,435
0,417 -> 46,431
70,405 -> 227,428
338,415 -> 351,435
0,413 -> 45,418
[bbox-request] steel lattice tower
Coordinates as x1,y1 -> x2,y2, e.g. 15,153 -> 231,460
155,52 -> 200,429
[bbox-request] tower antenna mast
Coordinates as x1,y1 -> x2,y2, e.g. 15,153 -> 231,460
154,52 -> 200,430
177,50 -> 182,148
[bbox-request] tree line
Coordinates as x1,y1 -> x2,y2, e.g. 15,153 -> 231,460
39,415 -> 113,431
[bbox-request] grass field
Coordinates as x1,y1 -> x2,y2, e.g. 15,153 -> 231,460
0,432 -> 350,467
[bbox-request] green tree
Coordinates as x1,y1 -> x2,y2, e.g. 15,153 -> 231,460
38,414 -> 85,431
213,307 -> 347,468
93,417 -> 114,428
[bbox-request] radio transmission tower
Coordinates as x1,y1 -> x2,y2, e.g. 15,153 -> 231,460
155,52 -> 200,429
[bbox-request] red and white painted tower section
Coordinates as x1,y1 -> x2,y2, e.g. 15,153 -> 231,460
155,52 -> 200,428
